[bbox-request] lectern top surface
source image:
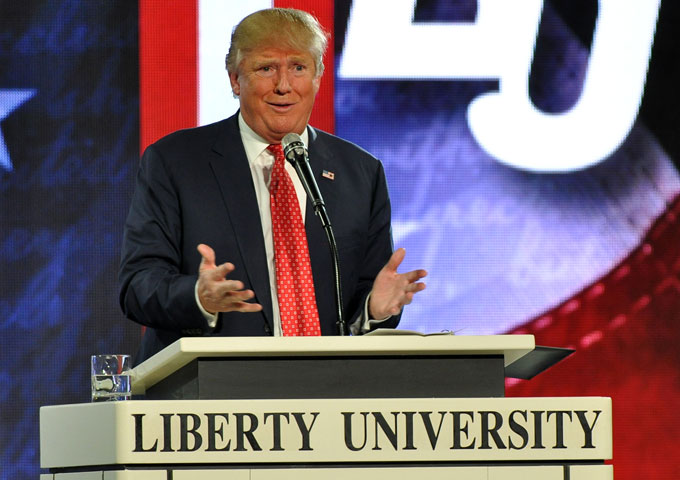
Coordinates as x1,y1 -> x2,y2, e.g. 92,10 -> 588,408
130,334 -> 535,394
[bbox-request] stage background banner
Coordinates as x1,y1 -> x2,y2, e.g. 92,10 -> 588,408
1,1 -> 678,479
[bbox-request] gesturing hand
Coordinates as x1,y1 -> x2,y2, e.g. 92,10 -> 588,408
196,244 -> 263,315
368,248 -> 427,320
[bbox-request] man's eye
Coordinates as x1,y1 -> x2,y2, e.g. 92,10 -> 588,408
256,66 -> 275,77
292,64 -> 307,75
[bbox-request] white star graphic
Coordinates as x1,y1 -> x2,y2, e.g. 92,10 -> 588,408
0,89 -> 36,171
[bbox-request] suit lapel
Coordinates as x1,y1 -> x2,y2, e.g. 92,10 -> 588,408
208,114 -> 274,328
305,127 -> 339,333
305,126 -> 332,268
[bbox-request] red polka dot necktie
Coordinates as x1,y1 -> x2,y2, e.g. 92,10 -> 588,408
268,144 -> 321,336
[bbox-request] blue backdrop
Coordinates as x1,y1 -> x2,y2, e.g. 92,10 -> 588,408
0,2 -> 139,477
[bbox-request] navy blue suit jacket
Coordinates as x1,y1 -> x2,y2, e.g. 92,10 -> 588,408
119,113 -> 398,363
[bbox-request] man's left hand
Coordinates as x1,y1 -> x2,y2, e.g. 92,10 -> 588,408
369,248 -> 427,319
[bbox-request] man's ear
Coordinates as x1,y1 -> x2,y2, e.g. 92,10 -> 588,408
313,75 -> 321,96
229,71 -> 240,96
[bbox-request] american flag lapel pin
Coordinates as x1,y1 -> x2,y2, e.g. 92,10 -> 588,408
322,170 -> 335,180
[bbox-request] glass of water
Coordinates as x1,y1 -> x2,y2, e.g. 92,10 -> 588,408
91,354 -> 131,402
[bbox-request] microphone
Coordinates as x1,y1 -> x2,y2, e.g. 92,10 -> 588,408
281,133 -> 328,227
281,132 -> 346,335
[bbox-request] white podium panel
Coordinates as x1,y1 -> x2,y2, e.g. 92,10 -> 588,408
103,473 -> 166,480
487,465 -> 613,480
40,464 -> 614,480
41,397 -> 611,467
41,397 -> 611,480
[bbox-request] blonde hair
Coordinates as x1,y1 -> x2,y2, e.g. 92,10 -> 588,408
225,8 -> 329,78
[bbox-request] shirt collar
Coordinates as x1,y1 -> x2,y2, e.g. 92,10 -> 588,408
238,112 -> 309,165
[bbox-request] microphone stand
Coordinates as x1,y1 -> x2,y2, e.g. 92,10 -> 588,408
283,134 -> 347,336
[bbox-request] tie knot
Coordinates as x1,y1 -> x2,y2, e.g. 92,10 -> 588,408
267,144 -> 285,164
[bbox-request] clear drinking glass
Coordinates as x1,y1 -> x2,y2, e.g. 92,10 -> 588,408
91,354 -> 131,402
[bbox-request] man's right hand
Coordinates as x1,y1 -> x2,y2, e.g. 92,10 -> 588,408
196,244 -> 263,314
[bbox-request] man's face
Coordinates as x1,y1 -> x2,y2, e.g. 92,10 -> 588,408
230,46 -> 321,144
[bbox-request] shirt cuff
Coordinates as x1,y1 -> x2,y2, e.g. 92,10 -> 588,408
350,292 -> 392,335
195,281 -> 219,328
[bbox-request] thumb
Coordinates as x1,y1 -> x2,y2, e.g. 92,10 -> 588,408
197,243 -> 216,272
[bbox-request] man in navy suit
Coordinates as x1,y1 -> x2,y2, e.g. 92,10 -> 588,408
119,8 -> 427,363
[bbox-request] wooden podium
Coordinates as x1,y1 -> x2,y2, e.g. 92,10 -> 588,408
40,335 -> 613,479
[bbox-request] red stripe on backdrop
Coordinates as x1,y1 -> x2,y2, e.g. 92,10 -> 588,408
506,195 -> 680,479
139,0 -> 198,152
275,0 -> 335,134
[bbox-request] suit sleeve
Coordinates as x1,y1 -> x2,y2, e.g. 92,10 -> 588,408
118,144 -> 212,335
347,160 -> 401,331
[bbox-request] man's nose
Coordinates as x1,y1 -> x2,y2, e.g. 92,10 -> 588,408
274,70 -> 293,94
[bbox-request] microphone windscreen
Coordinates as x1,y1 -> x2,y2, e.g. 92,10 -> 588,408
282,133 -> 307,161
282,132 -> 304,149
